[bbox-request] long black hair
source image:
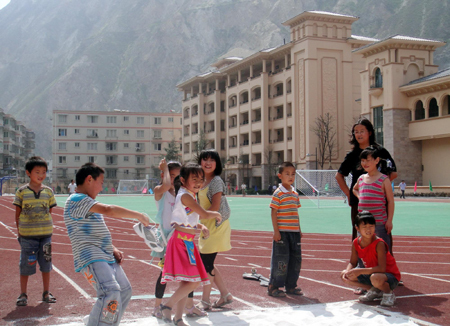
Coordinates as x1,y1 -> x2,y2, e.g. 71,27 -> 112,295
174,162 -> 204,195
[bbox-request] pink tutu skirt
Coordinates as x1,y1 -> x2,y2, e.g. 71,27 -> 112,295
162,229 -> 210,285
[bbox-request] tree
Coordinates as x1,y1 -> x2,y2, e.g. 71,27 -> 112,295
312,113 -> 337,169
162,139 -> 181,162
264,145 -> 278,186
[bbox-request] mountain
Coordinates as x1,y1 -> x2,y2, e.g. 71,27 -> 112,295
0,0 -> 449,157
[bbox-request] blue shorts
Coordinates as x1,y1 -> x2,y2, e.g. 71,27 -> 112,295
18,237 -> 53,275
357,272 -> 399,290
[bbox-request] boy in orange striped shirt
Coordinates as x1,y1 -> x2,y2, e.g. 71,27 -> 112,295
268,162 -> 302,297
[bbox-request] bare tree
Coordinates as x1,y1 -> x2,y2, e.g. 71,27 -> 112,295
312,113 -> 337,169
193,128 -> 210,161
264,145 -> 278,186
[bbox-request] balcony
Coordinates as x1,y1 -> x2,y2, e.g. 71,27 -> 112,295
369,85 -> 383,97
409,115 -> 450,140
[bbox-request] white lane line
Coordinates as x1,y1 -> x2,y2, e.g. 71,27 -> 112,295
224,257 -> 237,261
402,272 -> 450,284
238,242 -> 248,245
299,275 -> 354,291
248,263 -> 261,268
52,265 -> 93,301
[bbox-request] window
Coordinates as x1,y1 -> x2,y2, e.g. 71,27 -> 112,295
154,130 -> 161,139
137,117 -> 144,124
58,143 -> 66,150
87,115 -> 98,123
136,143 -> 144,152
136,156 -> 145,164
88,156 -> 95,163
373,106 -> 384,146
106,156 -> 117,165
124,130 -> 129,135
106,169 -> 117,179
107,129 -> 117,138
87,143 -> 98,150
75,142 -> 80,148
58,115 -> 67,123
4,144 -> 9,150
374,68 -> 383,88
154,117 -> 161,125
58,129 -> 67,136
124,156 -> 129,162
137,130 -> 144,138
75,156 -> 80,162
59,156 -> 66,164
106,142 -> 117,151
75,115 -> 80,121
124,143 -> 129,148
87,129 -> 98,138
4,131 -> 8,137
124,116 -> 129,121
154,143 -> 162,151
168,117 -> 174,122
107,116 -> 117,123
74,129 -> 80,135
180,118 -> 182,124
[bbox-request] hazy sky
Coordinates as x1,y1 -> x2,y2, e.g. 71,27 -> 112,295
0,0 -> 10,10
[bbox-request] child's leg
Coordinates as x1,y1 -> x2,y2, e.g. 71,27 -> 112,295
20,275 -> 29,294
375,224 -> 392,253
42,271 -> 50,292
370,273 -> 398,293
285,233 -> 302,293
161,282 -> 199,320
199,253 -> 218,305
154,271 -> 166,311
212,267 -> 233,303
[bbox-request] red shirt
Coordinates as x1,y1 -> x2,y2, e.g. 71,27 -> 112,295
354,236 -> 401,281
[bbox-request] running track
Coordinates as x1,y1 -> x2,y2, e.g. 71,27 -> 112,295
0,196 -> 449,325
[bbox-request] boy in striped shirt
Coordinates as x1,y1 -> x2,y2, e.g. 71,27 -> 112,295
268,162 -> 302,297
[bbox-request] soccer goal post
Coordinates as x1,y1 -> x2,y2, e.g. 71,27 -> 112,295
117,179 -> 149,195
295,170 -> 352,208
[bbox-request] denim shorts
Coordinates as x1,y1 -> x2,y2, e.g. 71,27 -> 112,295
18,236 -> 52,275
357,272 -> 399,290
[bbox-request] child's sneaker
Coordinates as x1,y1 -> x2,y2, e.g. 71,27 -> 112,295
133,222 -> 165,252
380,292 -> 396,307
359,287 -> 383,302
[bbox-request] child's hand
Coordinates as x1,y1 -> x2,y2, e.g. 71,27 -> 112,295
201,224 -> 210,239
385,220 -> 393,234
273,230 -> 281,242
345,268 -> 360,280
113,247 -> 124,264
159,158 -> 167,171
140,213 -> 150,227
208,211 -> 222,224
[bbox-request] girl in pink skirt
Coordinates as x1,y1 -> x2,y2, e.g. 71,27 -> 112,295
160,162 -> 221,326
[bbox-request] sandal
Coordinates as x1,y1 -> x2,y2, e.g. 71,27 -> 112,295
354,287 -> 367,295
268,286 -> 286,297
212,293 -> 233,308
16,293 -> 28,306
185,305 -> 207,317
195,300 -> 212,311
159,304 -> 172,323
152,306 -> 163,319
286,288 -> 303,296
173,317 -> 187,326
42,291 -> 57,303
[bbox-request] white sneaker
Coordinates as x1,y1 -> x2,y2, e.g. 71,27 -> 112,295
380,292 -> 396,306
83,315 -> 89,325
359,287 -> 383,302
133,222 -> 165,252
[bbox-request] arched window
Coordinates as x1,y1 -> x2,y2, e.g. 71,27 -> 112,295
429,98 -> 439,118
415,101 -> 425,120
443,95 -> 450,115
374,68 -> 383,88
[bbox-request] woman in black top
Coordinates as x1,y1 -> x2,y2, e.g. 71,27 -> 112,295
335,118 -> 398,240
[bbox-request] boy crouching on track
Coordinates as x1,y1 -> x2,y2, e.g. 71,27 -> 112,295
64,163 -> 150,325
340,211 -> 401,306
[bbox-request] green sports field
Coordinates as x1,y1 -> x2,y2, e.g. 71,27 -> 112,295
55,195 -> 450,237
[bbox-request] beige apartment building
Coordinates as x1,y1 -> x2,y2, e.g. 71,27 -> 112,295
0,108 -> 35,184
52,110 -> 182,193
178,10 -> 450,190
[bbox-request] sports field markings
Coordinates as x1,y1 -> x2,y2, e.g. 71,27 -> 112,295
224,257 -> 237,261
248,263 -> 262,268
401,272 -> 450,284
238,242 -> 248,245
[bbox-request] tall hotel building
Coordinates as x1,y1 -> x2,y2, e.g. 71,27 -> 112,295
52,110 -> 182,192
178,11 -> 450,189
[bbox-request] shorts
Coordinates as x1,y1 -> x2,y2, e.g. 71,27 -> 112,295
18,236 -> 52,276
200,252 -> 218,275
357,272 -> 399,290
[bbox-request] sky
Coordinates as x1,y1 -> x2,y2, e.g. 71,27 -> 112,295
0,0 -> 10,10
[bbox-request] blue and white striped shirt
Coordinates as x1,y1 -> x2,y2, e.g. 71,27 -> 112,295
64,193 -> 114,272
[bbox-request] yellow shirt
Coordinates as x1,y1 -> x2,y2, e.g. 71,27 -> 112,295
198,185 -> 231,254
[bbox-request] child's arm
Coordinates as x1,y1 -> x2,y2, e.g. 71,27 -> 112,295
198,223 -> 209,239
89,203 -> 150,226
15,206 -> 21,234
352,179 -> 360,199
271,207 -> 281,241
181,194 -> 222,224
341,243 -> 359,280
154,159 -> 171,201
383,178 -> 395,234
208,192 -> 222,211
112,245 -> 124,264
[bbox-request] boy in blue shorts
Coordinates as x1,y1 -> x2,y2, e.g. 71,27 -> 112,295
64,163 -> 150,325
268,162 -> 302,297
14,156 -> 57,306
340,211 -> 401,306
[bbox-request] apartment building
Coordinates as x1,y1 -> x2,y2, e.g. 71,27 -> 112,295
52,110 -> 182,193
178,10 -> 450,189
0,108 -> 36,183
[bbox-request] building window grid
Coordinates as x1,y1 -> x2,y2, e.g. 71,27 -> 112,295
373,106 -> 383,146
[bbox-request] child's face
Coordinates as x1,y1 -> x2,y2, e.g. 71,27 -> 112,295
87,173 -> 104,199
360,155 -> 379,173
356,222 -> 375,239
277,166 -> 296,186
182,173 -> 204,194
201,157 -> 216,176
353,124 -> 371,145
26,166 -> 47,185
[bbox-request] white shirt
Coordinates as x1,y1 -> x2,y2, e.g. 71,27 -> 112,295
68,183 -> 77,194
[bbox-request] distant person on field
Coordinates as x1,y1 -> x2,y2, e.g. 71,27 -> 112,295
268,162 -> 302,297
267,184 -> 272,194
64,163 -> 150,326
398,180 -> 406,199
241,183 -> 246,197
340,211 -> 400,307
14,156 -> 57,306
67,179 -> 77,195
